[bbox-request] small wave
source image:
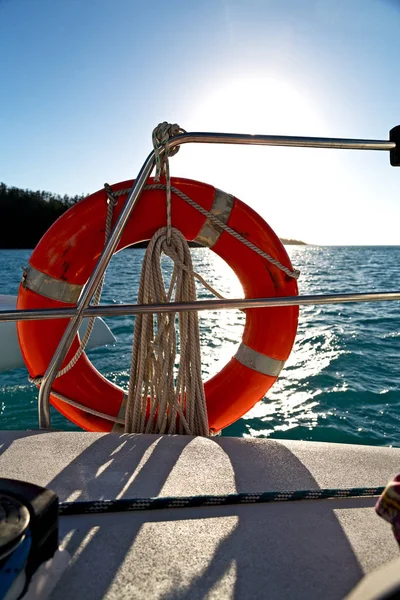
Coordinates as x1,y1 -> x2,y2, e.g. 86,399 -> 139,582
383,331 -> 400,339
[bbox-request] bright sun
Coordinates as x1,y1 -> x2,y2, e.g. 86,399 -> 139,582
172,74 -> 344,245
185,75 -> 327,134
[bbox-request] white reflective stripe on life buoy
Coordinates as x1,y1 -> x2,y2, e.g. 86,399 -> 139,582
22,264 -> 83,304
235,342 -> 285,377
195,188 -> 234,248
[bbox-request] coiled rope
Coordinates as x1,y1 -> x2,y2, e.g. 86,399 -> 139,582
124,226 -> 208,435
123,123 -> 208,435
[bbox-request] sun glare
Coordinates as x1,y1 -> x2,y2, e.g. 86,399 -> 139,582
185,75 -> 327,134
173,74 -> 346,245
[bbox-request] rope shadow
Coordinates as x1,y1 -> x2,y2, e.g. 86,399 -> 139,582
42,435 -> 367,599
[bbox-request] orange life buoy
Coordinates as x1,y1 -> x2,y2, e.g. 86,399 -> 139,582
17,177 -> 299,432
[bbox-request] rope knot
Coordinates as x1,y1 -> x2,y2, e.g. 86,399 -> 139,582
152,122 -> 185,181
152,122 -> 186,246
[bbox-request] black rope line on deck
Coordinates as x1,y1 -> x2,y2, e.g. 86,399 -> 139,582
59,486 -> 384,515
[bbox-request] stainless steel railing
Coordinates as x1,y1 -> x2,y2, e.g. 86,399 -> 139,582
1,129 -> 398,428
167,132 -> 396,152
1,292 -> 400,323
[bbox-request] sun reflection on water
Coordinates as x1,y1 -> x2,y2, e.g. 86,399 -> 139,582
194,245 -> 365,441
193,250 -> 245,380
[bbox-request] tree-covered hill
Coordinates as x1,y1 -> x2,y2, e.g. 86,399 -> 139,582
0,183 -> 84,248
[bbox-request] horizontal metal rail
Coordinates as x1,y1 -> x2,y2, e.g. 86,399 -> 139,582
2,292 -> 400,323
167,132 -> 396,152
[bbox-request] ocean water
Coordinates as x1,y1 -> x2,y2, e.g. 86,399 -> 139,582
0,246 -> 399,446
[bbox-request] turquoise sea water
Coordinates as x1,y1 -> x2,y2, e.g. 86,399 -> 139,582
0,246 -> 399,446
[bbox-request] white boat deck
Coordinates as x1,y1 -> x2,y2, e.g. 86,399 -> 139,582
0,431 -> 399,599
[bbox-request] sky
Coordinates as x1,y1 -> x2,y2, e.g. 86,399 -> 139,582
1,0 -> 400,245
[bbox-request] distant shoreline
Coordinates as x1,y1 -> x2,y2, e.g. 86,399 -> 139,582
280,239 -> 307,246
